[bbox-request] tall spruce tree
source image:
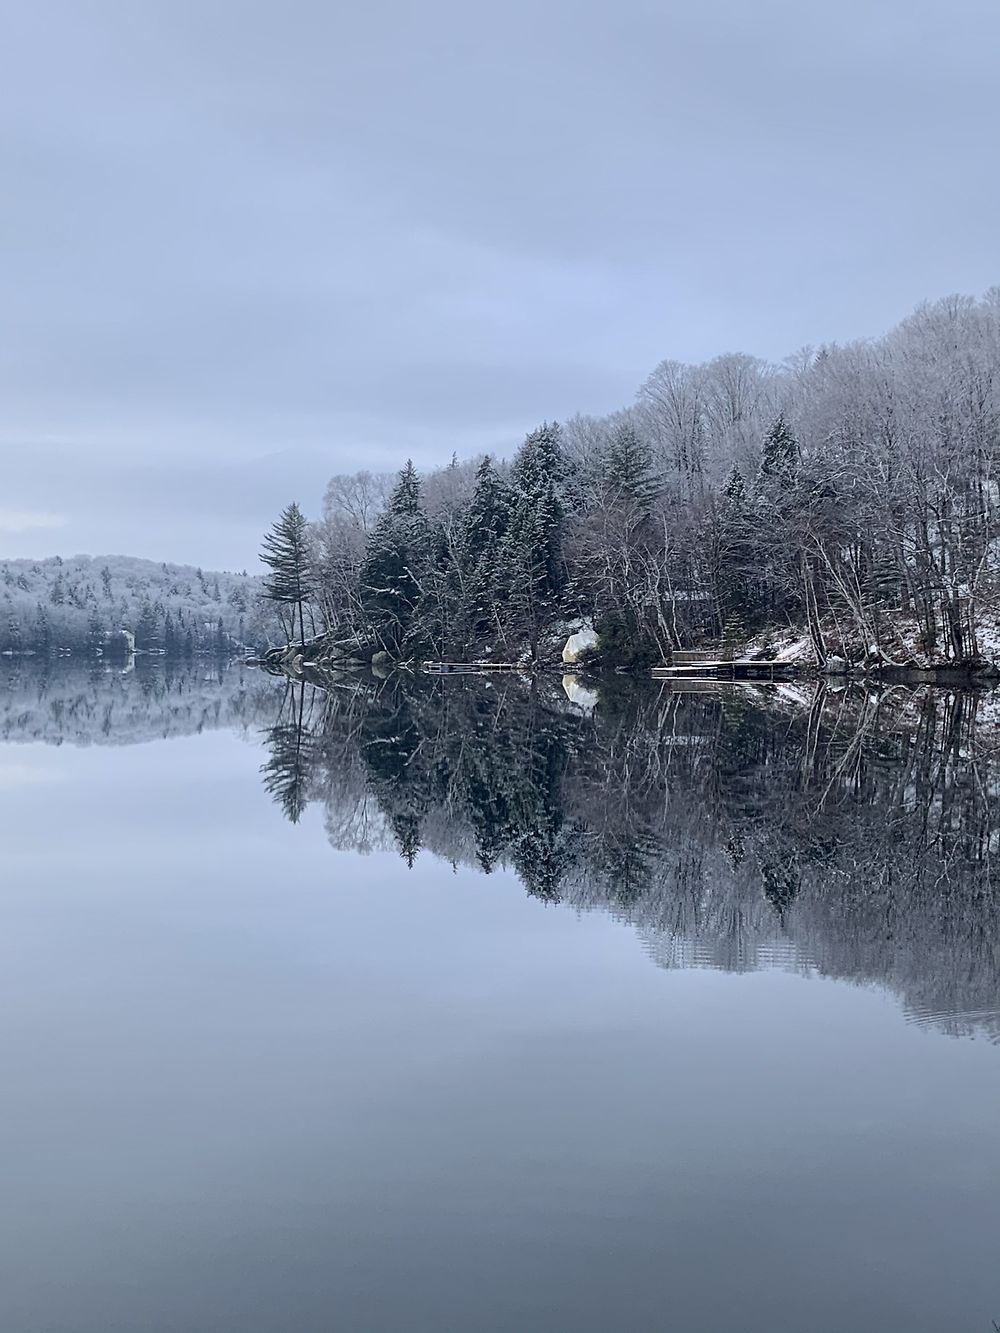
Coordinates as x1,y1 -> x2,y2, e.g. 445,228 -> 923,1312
34,602 -> 51,656
260,501 -> 313,648
359,461 -> 431,655
500,423 -> 566,657
602,422 -> 659,518
455,455 -> 512,648
754,415 -> 802,615
86,606 -> 106,655
135,601 -> 159,651
716,464 -> 758,631
758,413 -> 800,489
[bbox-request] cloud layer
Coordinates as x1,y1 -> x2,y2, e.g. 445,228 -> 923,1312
2,0 -> 998,566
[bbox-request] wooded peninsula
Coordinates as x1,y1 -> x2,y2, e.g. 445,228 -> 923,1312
261,291 -> 1000,677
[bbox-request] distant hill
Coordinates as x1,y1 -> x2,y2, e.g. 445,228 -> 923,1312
0,554 -> 279,657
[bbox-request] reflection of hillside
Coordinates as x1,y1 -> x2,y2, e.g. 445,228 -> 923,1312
271,674 -> 1000,1043
0,661 -> 275,747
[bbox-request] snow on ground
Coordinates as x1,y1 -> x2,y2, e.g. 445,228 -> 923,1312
744,628 -> 814,664
974,614 -> 1000,660
745,602 -> 1000,669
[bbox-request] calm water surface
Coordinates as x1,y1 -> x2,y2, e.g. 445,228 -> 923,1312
1,663 -> 998,1333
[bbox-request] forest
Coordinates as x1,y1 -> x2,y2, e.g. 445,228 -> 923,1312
268,290 -> 1000,670
0,554 -> 275,659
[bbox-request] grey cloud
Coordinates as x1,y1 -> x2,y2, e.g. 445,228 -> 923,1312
1,0 -> 998,566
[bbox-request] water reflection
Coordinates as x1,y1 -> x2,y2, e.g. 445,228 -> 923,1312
3,661 -> 998,1043
0,658 -> 273,746
261,671 -> 1000,1042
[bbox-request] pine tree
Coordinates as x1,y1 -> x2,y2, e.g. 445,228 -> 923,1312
260,501 -> 313,648
722,463 -> 746,507
163,612 -> 178,657
135,601 -> 159,651
717,464 -> 760,628
602,422 -> 659,518
359,461 -> 430,655
500,423 -> 566,657
758,413 -> 800,489
455,455 -> 512,648
754,415 -> 802,615
86,607 -> 105,655
414,519 -> 456,656
34,603 -> 51,656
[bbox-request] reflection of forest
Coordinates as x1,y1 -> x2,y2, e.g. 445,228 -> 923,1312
0,660 -> 273,746
264,673 -> 1000,1042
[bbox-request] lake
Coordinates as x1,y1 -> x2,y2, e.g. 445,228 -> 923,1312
1,661 -> 998,1333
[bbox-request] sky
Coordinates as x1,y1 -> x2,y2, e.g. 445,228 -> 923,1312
2,0 -> 998,570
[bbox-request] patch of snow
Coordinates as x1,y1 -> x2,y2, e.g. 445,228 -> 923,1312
773,635 -> 813,663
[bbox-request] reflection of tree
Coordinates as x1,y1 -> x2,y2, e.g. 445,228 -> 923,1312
260,684 -> 313,824
267,673 -> 1000,1042
759,853 -> 801,923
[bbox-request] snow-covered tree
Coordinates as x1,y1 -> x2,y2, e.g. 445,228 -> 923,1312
359,461 -> 431,654
260,501 -> 314,648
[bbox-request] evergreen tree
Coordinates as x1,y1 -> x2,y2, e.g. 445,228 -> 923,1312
455,455 -> 512,647
757,413 -> 800,489
722,463 -> 746,507
34,603 -> 51,656
754,415 -> 802,615
716,464 -> 760,628
135,601 -> 159,651
500,423 -> 566,657
359,461 -> 430,655
602,422 -> 659,518
414,519 -> 456,656
163,611 -> 178,657
86,607 -> 105,655
260,501 -> 313,648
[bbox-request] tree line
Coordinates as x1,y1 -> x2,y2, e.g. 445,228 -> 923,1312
262,289 -> 1000,667
0,555 -> 276,659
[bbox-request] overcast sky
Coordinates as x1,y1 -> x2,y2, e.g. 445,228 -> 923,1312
2,0 -> 998,568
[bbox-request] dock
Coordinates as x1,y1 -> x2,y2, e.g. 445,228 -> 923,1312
652,649 -> 799,681
424,661 -> 525,675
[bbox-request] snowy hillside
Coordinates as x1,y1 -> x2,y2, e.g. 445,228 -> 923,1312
0,554 -> 278,656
